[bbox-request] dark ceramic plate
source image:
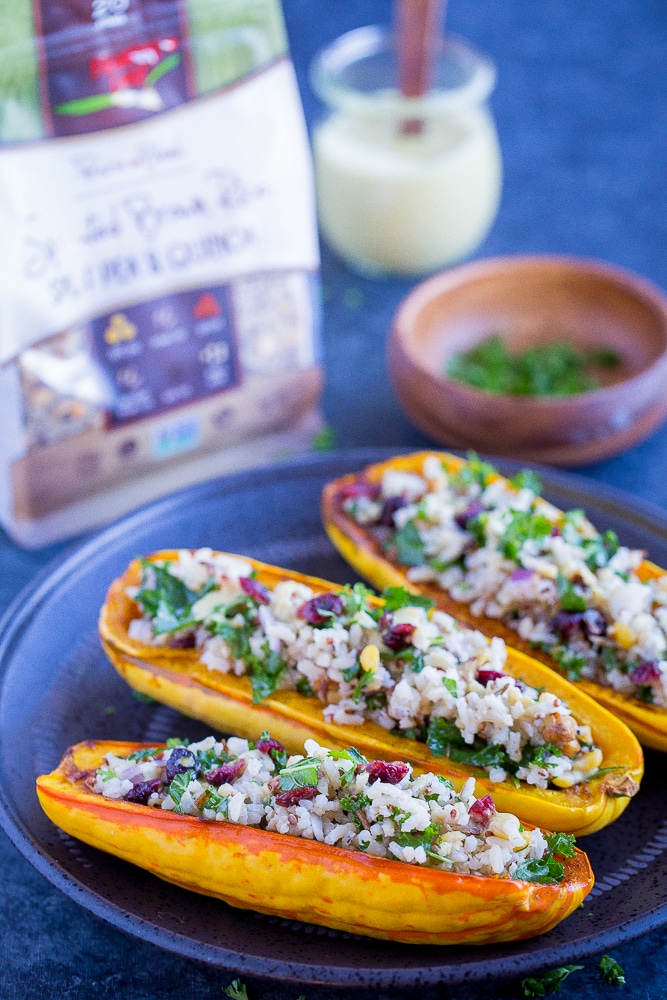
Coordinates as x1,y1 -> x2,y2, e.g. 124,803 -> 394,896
1,449 -> 666,990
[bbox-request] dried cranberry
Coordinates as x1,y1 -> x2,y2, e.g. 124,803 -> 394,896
468,794 -> 496,830
551,610 -> 583,641
382,622 -> 416,651
550,525 -> 562,537
630,661 -> 661,685
206,759 -> 246,786
165,746 -> 201,782
364,760 -> 410,785
256,737 -> 285,755
168,632 -> 196,649
296,592 -> 344,625
581,609 -> 607,638
509,567 -> 534,583
454,501 -> 485,529
240,576 -> 270,604
378,495 -> 408,528
339,480 -> 380,502
275,785 -> 319,807
476,669 -> 506,686
124,779 -> 162,805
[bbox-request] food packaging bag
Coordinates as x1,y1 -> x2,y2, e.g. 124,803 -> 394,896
0,0 -> 322,548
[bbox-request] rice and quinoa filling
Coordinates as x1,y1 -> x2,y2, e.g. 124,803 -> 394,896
92,734 -> 575,882
127,548 -> 605,790
342,453 -> 667,710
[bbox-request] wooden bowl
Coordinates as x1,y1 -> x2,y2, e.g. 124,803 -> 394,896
387,255 -> 667,465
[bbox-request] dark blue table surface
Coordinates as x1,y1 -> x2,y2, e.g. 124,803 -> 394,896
2,1 -> 667,997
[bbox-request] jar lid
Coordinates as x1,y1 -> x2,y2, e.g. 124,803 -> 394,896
310,24 -> 496,118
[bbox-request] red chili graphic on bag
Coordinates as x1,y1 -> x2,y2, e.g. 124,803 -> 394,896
54,38 -> 181,118
90,38 -> 178,92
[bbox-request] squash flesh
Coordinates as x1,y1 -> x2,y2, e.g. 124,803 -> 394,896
36,740 -> 594,945
99,552 -> 643,836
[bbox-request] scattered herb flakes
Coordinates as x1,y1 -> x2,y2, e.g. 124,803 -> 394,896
223,980 -> 249,1000
598,954 -> 626,985
131,690 -> 159,705
446,333 -> 621,397
104,705 -> 116,716
521,964 -> 584,996
510,468 -> 543,494
342,287 -> 364,309
311,425 -> 338,452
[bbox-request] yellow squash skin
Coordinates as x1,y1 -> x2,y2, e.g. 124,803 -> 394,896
321,450 -> 667,753
99,552 -> 643,836
36,740 -> 594,946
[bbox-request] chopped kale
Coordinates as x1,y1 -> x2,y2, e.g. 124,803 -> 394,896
278,757 -> 321,791
200,788 -> 229,815
387,521 -> 427,566
552,644 -> 587,680
581,529 -> 620,570
381,585 -> 434,613
556,570 -> 588,612
425,717 -> 508,769
513,856 -> 566,884
296,676 -> 315,698
134,560 -> 213,635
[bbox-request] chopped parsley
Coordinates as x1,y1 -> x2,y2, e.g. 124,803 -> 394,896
510,469 -> 543,494
223,981 -> 249,1000
500,510 -> 553,560
449,452 -> 496,490
598,954 -> 625,985
521,964 -> 584,996
168,769 -> 196,812
544,832 -> 576,857
447,333 -> 620,397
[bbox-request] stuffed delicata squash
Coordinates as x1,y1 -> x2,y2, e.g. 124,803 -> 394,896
99,549 -> 642,835
36,735 -> 594,945
321,450 -> 667,751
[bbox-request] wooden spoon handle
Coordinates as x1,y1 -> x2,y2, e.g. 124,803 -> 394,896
395,0 -> 446,98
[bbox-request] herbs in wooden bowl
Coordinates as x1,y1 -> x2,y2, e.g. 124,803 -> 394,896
387,254 -> 667,465
446,334 -> 621,397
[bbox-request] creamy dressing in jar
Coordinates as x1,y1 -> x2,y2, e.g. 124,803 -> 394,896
310,27 -> 502,277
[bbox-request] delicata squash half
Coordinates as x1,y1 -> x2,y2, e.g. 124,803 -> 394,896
99,548 -> 642,836
321,450 -> 667,752
36,735 -> 594,945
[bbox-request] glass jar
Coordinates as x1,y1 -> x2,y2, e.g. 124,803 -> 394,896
310,25 -> 502,278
